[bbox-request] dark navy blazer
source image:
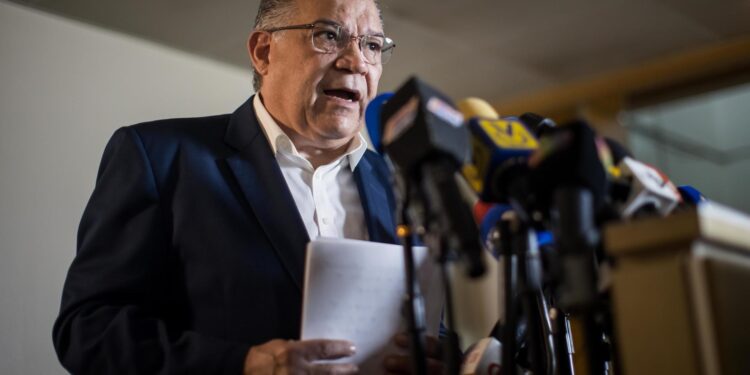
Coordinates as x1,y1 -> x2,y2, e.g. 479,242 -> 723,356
53,97 -> 399,374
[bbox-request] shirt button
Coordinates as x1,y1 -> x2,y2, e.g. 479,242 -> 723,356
321,217 -> 330,225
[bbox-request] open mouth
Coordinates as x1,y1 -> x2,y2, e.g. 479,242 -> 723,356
323,88 -> 361,102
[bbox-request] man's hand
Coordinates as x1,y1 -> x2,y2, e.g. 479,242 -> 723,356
383,334 -> 444,375
244,339 -> 358,375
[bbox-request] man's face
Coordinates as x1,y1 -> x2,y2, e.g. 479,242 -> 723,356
259,0 -> 383,148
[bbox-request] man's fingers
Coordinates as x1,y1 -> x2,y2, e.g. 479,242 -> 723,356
248,339 -> 358,375
298,339 -> 357,361
311,363 -> 359,375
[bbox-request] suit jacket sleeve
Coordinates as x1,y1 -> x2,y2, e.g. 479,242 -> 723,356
53,127 -> 250,374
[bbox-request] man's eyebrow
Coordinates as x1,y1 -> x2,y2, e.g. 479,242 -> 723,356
313,18 -> 342,27
313,18 -> 385,37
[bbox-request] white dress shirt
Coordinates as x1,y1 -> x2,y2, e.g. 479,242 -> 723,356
253,95 -> 368,241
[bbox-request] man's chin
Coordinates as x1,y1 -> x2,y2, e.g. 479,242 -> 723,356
322,129 -> 360,145
314,117 -> 362,138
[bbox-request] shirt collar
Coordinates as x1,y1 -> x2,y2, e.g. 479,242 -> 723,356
253,94 -> 367,171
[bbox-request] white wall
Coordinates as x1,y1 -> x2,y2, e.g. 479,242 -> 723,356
0,1 -> 253,373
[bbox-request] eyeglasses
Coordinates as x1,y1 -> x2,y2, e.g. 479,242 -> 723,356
264,21 -> 396,65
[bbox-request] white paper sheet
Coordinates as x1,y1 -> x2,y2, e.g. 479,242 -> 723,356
301,238 -> 443,373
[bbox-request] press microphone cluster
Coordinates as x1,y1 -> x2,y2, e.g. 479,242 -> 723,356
365,79 -> 708,375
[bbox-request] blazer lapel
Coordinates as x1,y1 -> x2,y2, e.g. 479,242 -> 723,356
354,153 -> 398,244
222,97 -> 309,291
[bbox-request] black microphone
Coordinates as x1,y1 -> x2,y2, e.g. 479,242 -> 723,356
380,77 -> 485,375
519,112 -> 556,138
518,111 -> 633,199
380,76 -> 485,278
604,137 -> 632,165
528,120 -> 609,215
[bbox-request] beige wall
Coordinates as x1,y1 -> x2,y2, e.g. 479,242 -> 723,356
0,1 -> 253,373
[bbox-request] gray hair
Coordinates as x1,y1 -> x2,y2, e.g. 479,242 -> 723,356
252,0 -> 298,92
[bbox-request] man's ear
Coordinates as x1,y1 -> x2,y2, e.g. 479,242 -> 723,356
248,31 -> 271,76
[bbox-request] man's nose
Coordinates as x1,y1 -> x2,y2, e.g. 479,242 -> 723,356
335,37 -> 368,75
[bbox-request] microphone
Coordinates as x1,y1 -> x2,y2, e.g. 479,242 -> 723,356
380,79 -> 490,375
514,113 -> 630,209
364,92 -> 394,153
473,116 -> 540,205
614,157 -> 682,218
604,137 -> 632,165
381,77 -> 467,172
474,202 -> 512,252
456,97 -> 500,194
528,120 -> 610,215
456,98 -> 540,204
677,185 -> 706,205
518,113 -> 632,178
519,112 -> 556,138
461,337 -> 502,375
367,93 -> 479,218
380,76 -> 485,278
524,120 -> 611,316
457,97 -> 500,120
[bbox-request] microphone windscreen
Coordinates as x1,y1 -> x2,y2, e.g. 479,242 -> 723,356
364,92 -> 394,153
473,201 -> 495,226
457,97 -> 500,120
477,204 -> 512,247
380,76 -> 468,172
529,120 -> 608,212
678,185 -> 706,205
618,157 -> 682,217
468,116 -> 539,202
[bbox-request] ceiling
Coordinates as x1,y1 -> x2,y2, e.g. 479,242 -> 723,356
9,0 -> 750,103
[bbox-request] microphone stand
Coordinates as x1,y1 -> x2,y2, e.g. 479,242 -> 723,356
498,218 -> 519,374
514,222 -> 549,374
541,247 -> 575,375
553,187 -> 605,375
508,215 -> 551,375
494,207 -> 561,375
433,236 -> 462,375
551,306 -> 576,375
391,155 -> 480,375
398,185 -> 429,375
524,230 -> 558,375
418,161 -> 478,375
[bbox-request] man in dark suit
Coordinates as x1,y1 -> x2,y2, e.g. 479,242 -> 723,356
52,0 -> 445,374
